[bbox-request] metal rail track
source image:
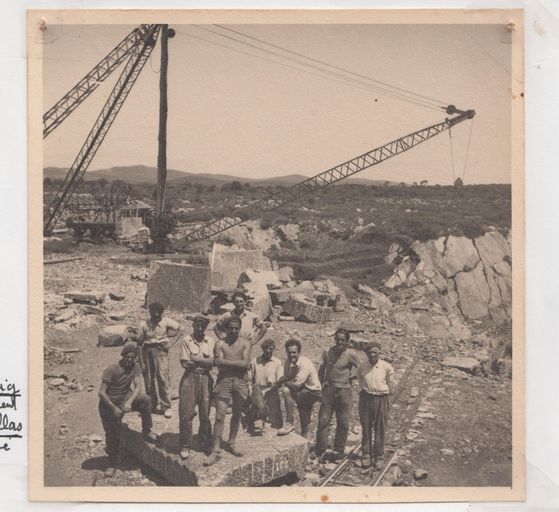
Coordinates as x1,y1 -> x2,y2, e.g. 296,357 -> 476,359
319,341 -> 434,487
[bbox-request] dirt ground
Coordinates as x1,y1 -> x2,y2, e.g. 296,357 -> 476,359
43,244 -> 512,487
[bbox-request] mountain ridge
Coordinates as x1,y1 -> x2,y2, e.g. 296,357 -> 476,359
43,165 -> 395,187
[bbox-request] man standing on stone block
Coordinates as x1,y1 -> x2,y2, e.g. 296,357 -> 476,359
98,343 -> 158,478
245,338 -> 284,434
178,314 -> 215,459
276,338 -> 322,438
357,342 -> 394,470
214,291 -> 267,347
204,316 -> 251,466
315,328 -> 361,460
136,302 -> 183,418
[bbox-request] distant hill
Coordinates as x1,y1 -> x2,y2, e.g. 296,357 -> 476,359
43,165 -> 394,187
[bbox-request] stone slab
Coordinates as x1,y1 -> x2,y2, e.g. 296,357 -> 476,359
64,290 -> 106,304
282,296 -> 332,323
121,401 -> 309,486
209,245 -> 272,289
147,261 -> 211,313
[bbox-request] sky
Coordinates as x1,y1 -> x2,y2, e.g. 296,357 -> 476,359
43,23 -> 512,184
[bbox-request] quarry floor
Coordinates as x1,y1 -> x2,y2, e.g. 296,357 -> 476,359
43,244 -> 513,488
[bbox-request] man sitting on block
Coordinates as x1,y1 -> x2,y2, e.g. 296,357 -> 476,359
245,338 -> 284,434
98,343 -> 158,478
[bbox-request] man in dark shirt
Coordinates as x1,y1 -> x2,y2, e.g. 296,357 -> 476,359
98,343 -> 158,477
315,328 -> 361,459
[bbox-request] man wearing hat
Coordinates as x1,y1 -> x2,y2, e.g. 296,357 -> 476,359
245,338 -> 284,434
357,342 -> 394,470
214,291 -> 268,347
98,343 -> 158,477
136,302 -> 183,418
178,314 -> 215,459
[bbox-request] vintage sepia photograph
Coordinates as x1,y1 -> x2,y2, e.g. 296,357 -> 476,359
28,9 -> 524,502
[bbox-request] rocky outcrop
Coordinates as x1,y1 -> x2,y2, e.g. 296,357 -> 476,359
385,230 -> 512,322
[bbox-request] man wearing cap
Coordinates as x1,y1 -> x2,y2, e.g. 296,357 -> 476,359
276,338 -> 322,438
204,316 -> 251,466
98,343 -> 158,477
214,292 -> 267,347
178,314 -> 215,459
315,328 -> 362,460
136,302 -> 183,418
245,338 -> 284,434
357,342 -> 394,470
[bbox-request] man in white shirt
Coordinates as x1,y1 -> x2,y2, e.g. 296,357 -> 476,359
246,338 -> 283,434
178,314 -> 215,459
357,342 -> 395,470
136,302 -> 183,418
276,338 -> 322,438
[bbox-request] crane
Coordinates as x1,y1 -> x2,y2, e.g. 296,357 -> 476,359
43,25 -> 161,236
174,105 -> 475,248
43,24 -> 476,250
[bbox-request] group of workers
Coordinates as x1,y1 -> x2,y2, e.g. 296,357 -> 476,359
98,292 -> 394,478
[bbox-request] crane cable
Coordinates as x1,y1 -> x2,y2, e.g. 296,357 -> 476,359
177,25 -> 445,112
195,24 -> 444,111
213,24 -> 449,108
448,116 -> 475,194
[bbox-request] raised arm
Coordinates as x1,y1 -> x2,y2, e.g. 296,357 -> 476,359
213,321 -> 226,340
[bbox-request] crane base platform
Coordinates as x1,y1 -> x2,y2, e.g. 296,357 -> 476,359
120,403 -> 309,486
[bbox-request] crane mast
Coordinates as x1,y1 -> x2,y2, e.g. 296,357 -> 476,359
174,106 -> 475,246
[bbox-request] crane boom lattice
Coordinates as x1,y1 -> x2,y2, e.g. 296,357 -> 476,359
43,25 -> 161,236
43,25 -> 156,139
177,109 -> 474,244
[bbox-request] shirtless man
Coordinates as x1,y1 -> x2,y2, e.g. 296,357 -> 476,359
204,316 -> 251,466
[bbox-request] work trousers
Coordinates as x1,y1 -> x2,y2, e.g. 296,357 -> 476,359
246,384 -> 283,429
98,393 -> 152,465
179,370 -> 213,449
358,391 -> 389,459
315,384 -> 352,454
142,345 -> 171,412
282,386 -> 321,437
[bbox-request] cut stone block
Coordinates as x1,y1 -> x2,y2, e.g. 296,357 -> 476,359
98,325 -> 129,347
120,401 -> 308,486
277,266 -> 294,283
147,261 -> 211,313
64,290 -> 106,304
238,269 -> 282,289
243,281 -> 273,321
282,297 -> 332,323
269,288 -> 295,305
209,245 -> 272,289
441,356 -> 480,374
